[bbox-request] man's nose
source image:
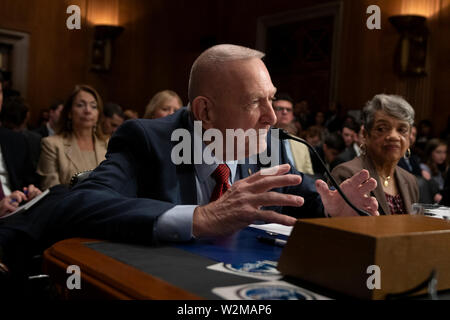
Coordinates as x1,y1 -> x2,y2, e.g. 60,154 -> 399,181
263,102 -> 277,126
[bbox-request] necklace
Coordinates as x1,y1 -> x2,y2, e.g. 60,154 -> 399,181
380,175 -> 391,187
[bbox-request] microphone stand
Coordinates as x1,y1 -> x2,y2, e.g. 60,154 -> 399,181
279,129 -> 371,217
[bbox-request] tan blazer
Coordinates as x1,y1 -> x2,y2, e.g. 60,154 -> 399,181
331,155 -> 419,215
37,134 -> 108,189
288,140 -> 314,175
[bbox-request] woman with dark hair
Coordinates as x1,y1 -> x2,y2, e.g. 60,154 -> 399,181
332,94 -> 419,215
37,85 -> 108,189
421,138 -> 449,203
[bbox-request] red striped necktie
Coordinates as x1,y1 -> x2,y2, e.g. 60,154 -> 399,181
210,164 -> 231,202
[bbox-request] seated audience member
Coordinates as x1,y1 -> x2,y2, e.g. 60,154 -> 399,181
143,90 -> 183,119
1,97 -> 42,171
0,75 -> 42,218
311,132 -> 346,179
324,101 -> 343,133
332,94 -> 419,214
341,122 -> 358,149
123,109 -> 139,120
415,119 -> 433,161
313,111 -> 328,140
398,124 -> 435,203
37,85 -> 108,189
0,45 -> 380,283
101,102 -> 125,137
304,125 -> 323,148
34,100 -> 64,138
272,93 -> 314,175
342,114 -> 357,128
0,71 -> 20,100
293,100 -> 311,129
420,139 -> 449,204
398,124 -> 421,176
334,122 -> 363,167
314,111 -> 326,129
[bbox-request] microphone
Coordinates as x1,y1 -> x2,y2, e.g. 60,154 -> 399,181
278,129 -> 371,217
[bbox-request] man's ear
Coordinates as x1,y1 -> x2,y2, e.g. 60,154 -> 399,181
191,96 -> 213,129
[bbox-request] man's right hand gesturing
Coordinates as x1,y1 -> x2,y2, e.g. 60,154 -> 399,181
192,164 -> 303,238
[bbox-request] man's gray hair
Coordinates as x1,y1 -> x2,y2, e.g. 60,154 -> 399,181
362,94 -> 415,131
188,44 -> 265,104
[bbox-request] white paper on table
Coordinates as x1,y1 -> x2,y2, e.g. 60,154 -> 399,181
212,280 -> 331,300
248,223 -> 292,236
207,261 -> 282,281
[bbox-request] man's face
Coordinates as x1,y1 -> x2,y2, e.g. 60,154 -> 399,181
49,104 -> 64,126
341,127 -> 356,147
205,58 -> 277,159
306,135 -> 321,147
323,144 -> 340,164
273,99 -> 294,127
102,113 -> 124,135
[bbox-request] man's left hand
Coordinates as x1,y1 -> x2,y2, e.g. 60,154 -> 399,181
315,169 -> 379,217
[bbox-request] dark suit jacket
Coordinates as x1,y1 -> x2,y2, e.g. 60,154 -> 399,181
21,129 -> 42,172
1,109 -> 325,247
335,145 -> 358,166
331,155 -> 419,215
33,124 -> 49,138
398,155 -> 422,176
0,127 -> 39,190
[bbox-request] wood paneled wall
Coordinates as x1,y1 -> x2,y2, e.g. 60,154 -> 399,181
0,0 -> 448,133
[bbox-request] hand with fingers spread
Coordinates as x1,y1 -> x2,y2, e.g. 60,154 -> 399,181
316,169 -> 379,217
193,164 -> 303,238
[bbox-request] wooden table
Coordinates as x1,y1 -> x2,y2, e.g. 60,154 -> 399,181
43,238 -> 201,300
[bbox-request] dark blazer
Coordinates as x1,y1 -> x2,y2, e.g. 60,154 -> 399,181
21,129 -> 42,172
335,145 -> 358,165
1,109 -> 325,246
34,124 -> 49,138
398,155 -> 422,176
0,127 -> 39,190
331,155 -> 419,215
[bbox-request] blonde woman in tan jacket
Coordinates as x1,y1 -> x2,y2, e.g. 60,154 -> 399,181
37,85 -> 108,189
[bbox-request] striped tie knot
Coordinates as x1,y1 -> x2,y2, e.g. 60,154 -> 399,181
210,164 -> 231,202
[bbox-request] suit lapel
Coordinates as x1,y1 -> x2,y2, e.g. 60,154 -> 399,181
238,162 -> 259,179
64,135 -> 83,173
363,155 -> 390,215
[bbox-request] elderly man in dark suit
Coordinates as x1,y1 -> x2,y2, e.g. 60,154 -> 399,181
0,45 -> 379,283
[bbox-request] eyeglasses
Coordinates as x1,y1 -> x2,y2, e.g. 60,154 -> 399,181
273,106 -> 293,113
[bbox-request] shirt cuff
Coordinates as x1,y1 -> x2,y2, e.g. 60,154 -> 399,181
154,205 -> 197,242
